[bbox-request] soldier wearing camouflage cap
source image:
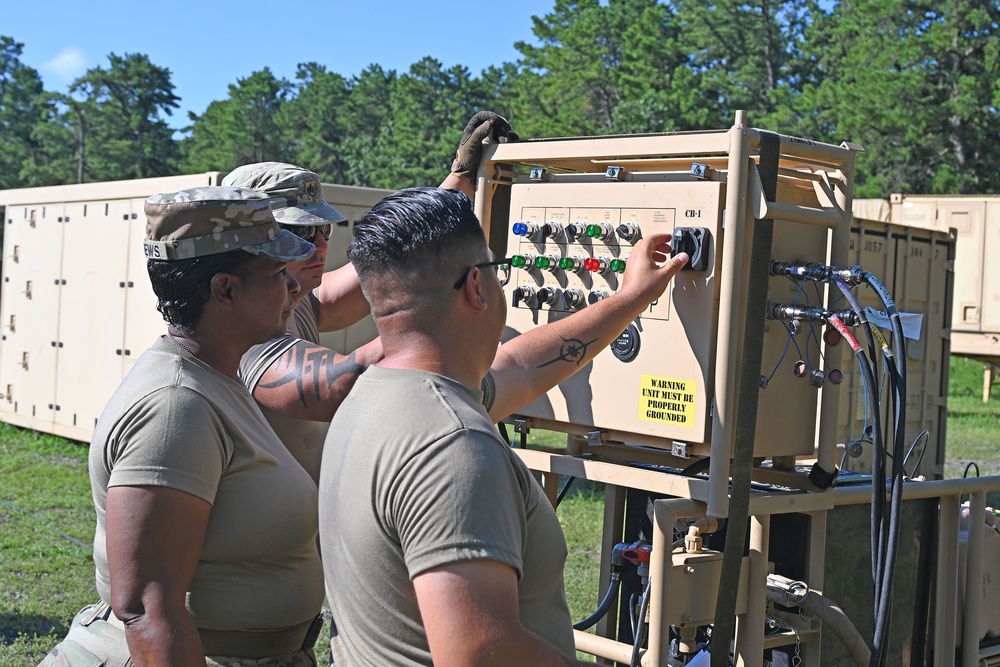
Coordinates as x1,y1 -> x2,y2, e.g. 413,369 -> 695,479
222,162 -> 347,226
41,187 -> 324,666
142,185 -> 315,262
221,162 -> 367,342
215,112 -> 520,483
222,163 -> 383,483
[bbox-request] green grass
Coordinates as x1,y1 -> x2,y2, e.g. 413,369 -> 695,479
0,425 -> 94,665
943,357 -> 1000,507
944,357 -> 1000,476
2,356 -> 999,664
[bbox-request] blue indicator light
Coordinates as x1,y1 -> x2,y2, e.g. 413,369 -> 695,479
513,223 -> 528,236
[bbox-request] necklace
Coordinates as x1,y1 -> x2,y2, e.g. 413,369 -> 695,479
168,334 -> 197,357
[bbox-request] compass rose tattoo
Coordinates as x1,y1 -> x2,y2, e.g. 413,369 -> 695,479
538,336 -> 599,368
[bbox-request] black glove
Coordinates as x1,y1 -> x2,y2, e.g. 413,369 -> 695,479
451,111 -> 519,183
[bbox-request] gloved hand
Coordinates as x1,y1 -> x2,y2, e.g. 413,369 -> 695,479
451,111 -> 519,184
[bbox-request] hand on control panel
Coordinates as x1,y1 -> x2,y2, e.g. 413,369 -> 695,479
618,233 -> 689,307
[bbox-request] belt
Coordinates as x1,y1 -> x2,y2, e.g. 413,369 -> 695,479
83,600 -> 323,658
199,615 -> 323,658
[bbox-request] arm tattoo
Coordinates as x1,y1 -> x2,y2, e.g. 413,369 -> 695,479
258,345 -> 365,408
480,371 -> 496,412
537,336 -> 599,368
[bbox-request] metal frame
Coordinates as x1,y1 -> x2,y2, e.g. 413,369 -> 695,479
475,118 -> 999,665
529,452 -> 1000,666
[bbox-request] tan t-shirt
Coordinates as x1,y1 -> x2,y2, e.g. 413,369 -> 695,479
239,291 -> 330,483
90,336 -> 323,633
319,366 -> 575,666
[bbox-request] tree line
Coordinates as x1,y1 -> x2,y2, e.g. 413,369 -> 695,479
2,0 -> 998,198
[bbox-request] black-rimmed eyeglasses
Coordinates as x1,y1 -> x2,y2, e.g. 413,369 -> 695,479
453,258 -> 512,289
283,223 -> 333,243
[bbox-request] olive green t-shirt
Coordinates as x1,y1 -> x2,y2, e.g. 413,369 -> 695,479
90,336 -> 323,633
319,366 -> 575,666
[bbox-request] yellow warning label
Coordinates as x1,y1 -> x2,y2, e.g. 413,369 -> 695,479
638,375 -> 696,426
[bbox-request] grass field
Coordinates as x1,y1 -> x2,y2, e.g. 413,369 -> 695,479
943,357 -> 1000,480
1,356 -> 998,665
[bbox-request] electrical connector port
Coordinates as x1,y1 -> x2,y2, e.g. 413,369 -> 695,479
671,227 -> 711,271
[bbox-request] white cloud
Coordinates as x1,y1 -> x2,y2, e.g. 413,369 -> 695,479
41,47 -> 89,83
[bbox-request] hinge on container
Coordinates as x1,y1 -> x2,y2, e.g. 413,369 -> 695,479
528,167 -> 549,183
690,162 -> 713,180
605,166 -> 627,181
587,430 -> 607,446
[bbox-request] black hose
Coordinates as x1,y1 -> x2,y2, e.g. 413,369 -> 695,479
832,275 -> 880,393
862,272 -> 907,362
903,430 -> 929,478
555,476 -> 576,508
630,580 -> 651,667
573,572 -> 621,631
832,275 -> 887,590
862,272 -> 907,667
855,347 -> 885,599
871,354 -> 905,667
628,591 -> 641,639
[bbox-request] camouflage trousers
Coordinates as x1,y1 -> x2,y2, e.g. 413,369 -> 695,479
38,604 -> 318,667
38,604 -> 131,667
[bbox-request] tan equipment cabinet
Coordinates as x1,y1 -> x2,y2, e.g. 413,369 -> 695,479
0,175 -> 388,443
475,117 -> 859,498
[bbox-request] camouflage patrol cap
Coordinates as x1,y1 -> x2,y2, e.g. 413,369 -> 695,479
222,162 -> 347,226
143,186 -> 315,262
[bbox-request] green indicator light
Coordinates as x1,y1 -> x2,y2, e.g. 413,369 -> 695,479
535,257 -> 551,269
558,257 -> 575,270
511,255 -> 527,268
611,259 -> 627,273
586,224 -> 601,238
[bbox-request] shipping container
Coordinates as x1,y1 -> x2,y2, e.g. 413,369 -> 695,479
891,194 -> 1000,400
0,175 -> 389,442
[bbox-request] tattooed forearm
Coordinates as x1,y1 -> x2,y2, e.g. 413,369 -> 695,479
257,344 -> 365,408
305,349 -> 364,403
537,336 -> 598,368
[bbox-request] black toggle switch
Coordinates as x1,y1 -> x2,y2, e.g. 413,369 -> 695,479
671,227 -> 711,271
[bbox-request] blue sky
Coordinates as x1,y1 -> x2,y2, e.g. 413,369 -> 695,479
6,0 -> 547,130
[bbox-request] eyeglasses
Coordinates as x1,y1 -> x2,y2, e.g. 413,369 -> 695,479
283,223 -> 333,243
453,258 -> 512,289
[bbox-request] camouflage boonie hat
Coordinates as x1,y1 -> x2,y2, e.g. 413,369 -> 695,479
143,186 -> 315,262
222,162 -> 347,226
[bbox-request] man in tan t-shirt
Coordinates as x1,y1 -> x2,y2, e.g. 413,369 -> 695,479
320,187 -> 688,665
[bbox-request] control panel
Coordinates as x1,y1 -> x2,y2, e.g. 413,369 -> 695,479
496,177 -> 833,457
